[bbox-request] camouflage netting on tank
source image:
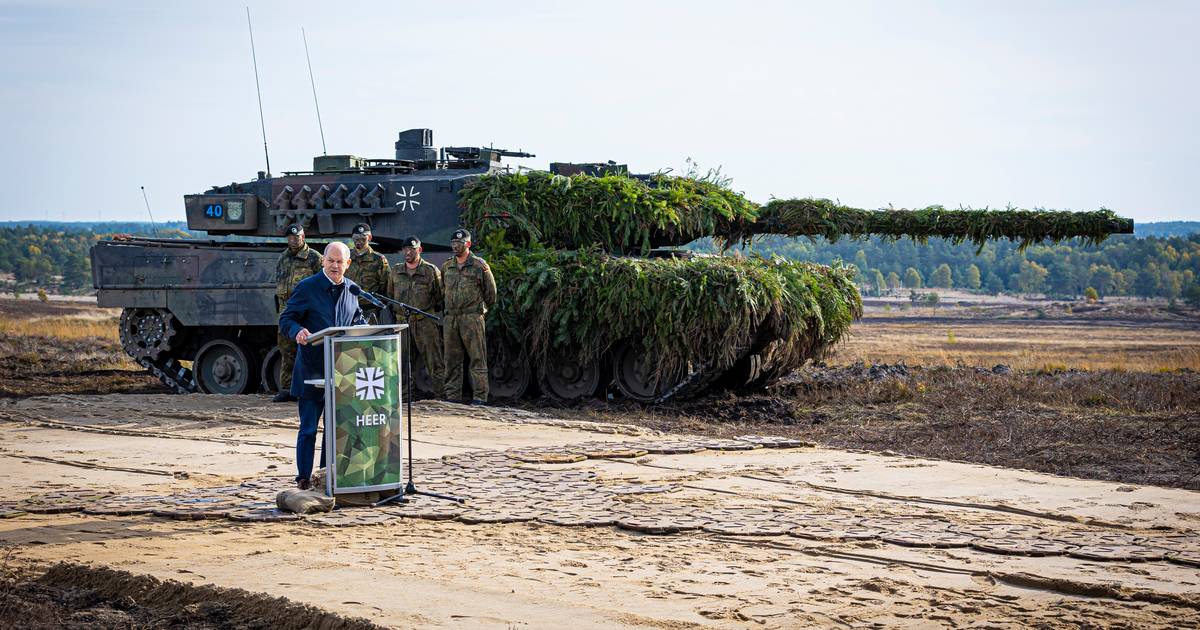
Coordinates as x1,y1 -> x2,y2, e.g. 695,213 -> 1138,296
460,171 -> 1132,254
460,170 -> 1129,390
461,171 -> 757,253
745,199 -> 1133,250
484,244 -> 861,382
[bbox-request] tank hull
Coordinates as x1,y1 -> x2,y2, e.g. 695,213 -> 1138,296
93,238 -> 462,397
93,239 -> 285,394
93,238 -> 856,402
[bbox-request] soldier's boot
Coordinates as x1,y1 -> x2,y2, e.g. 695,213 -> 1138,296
460,314 -> 489,404
442,315 -> 466,402
275,331 -> 298,403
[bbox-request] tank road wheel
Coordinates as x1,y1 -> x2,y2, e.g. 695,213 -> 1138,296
611,342 -> 685,404
194,339 -> 259,395
488,336 -> 531,401
119,308 -> 179,361
538,352 -> 602,404
261,347 -> 282,394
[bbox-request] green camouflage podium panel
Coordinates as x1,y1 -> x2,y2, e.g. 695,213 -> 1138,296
324,333 -> 405,495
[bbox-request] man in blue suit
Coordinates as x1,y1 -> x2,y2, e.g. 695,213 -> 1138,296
278,241 -> 367,489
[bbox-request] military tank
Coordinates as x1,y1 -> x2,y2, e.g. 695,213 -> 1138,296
92,128 -> 1133,402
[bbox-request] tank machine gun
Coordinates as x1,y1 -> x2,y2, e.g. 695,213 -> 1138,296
93,127 -> 1134,401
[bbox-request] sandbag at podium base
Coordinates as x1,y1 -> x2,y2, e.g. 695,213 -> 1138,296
276,490 -> 334,514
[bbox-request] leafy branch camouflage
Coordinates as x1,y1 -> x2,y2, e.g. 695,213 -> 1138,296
748,200 -> 1131,251
463,170 -> 1130,387
485,240 -> 860,383
461,171 -> 1132,255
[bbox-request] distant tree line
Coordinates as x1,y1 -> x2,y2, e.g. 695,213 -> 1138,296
0,223 -> 190,294
3,220 -> 1199,306
1133,221 -> 1200,238
694,230 -> 1200,305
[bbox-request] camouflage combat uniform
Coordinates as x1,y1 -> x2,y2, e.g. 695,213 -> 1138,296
346,244 -> 390,323
388,259 -> 445,397
275,244 -> 322,391
441,254 -> 497,402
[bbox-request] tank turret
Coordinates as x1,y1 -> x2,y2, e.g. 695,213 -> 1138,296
181,128 -> 532,247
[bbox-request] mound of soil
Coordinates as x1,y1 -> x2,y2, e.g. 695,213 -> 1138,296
0,563 -> 383,629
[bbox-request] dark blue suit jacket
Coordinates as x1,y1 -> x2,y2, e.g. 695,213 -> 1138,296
279,272 -> 367,399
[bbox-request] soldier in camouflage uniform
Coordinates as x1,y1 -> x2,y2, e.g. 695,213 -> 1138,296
345,223 -> 390,323
274,224 -> 323,403
387,236 -> 445,398
441,229 -> 496,404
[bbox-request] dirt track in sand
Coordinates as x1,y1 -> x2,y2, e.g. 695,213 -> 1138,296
0,394 -> 1198,628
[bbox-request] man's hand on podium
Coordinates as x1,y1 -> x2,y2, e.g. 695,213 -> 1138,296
295,328 -> 311,345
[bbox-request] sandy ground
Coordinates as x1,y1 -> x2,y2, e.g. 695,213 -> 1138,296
0,394 -> 1197,628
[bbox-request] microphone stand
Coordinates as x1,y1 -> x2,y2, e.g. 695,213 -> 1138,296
366,291 -> 462,507
375,295 -> 441,324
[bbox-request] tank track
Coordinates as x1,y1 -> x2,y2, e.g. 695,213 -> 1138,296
134,355 -> 196,395
655,365 -> 711,403
656,342 -> 758,403
118,308 -> 196,394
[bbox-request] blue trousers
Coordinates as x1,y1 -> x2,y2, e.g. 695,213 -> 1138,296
296,396 -> 327,482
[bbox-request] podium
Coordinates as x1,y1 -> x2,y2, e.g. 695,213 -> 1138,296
304,324 -> 408,496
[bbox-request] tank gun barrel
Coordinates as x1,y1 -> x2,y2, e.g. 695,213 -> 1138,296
460,171 -> 1135,253
738,199 -> 1134,250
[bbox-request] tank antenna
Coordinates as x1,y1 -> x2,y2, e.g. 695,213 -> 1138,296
302,27 -> 327,156
246,7 -> 271,176
140,186 -> 161,238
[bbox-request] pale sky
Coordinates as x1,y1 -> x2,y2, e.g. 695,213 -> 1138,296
1,0 -> 1196,223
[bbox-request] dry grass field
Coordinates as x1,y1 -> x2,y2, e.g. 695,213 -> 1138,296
571,365 -> 1200,490
0,297 -> 120,336
831,302 -> 1200,372
0,298 -> 157,398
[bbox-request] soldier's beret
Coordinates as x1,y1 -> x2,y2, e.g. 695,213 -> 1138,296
286,224 -> 304,235
352,223 -> 372,236
401,236 -> 421,249
451,229 -> 471,242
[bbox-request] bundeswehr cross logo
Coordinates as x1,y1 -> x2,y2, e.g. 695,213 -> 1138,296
355,366 -> 385,400
394,186 -> 421,211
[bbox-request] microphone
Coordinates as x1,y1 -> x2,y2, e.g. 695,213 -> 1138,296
349,284 -> 387,309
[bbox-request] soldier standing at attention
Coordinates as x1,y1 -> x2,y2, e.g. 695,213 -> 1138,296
387,236 -> 445,398
441,229 -> 496,405
345,223 -> 390,323
274,224 -> 322,403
